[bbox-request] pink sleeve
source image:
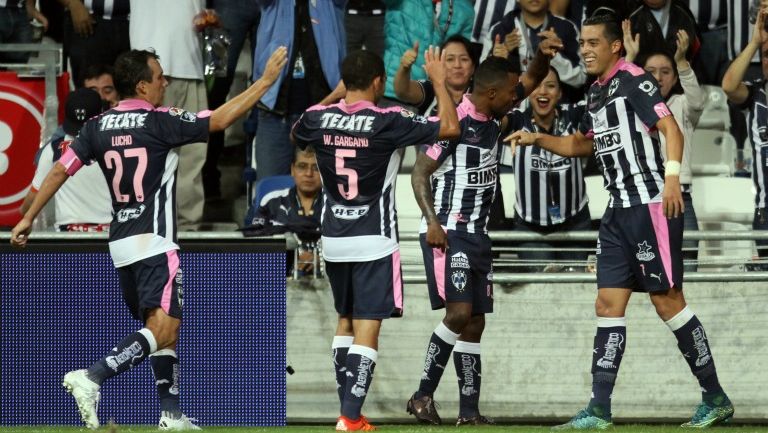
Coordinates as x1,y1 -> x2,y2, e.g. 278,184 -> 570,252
59,148 -> 84,176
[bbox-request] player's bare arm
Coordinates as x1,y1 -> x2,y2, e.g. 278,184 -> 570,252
520,36 -> 562,98
209,46 -> 288,132
10,162 -> 70,247
504,129 -> 593,157
656,115 -> 685,218
722,7 -> 767,104
411,152 -> 446,250
423,46 -> 461,140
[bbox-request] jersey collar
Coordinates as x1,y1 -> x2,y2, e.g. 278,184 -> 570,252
114,98 -> 155,112
596,57 -> 627,86
458,95 -> 490,122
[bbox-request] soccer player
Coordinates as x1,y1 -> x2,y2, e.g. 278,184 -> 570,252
507,13 -> 734,429
291,48 -> 461,432
10,46 -> 288,430
406,39 -> 558,426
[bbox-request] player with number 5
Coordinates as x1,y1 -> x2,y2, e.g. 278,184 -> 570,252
10,46 -> 288,430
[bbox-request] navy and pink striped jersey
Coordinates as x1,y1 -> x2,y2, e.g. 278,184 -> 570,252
62,99 -> 210,267
291,99 -> 440,262
579,58 -> 672,209
420,95 -> 504,235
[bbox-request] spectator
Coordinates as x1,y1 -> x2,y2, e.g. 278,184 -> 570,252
243,147 -> 322,276
628,0 -> 699,63
251,0 -> 345,182
129,0 -> 209,230
382,0 -> 474,101
21,88 -> 111,232
625,23 -> 705,271
489,0 -> 586,99
394,34 -> 477,114
687,0 -> 728,85
59,0 -> 129,87
722,5 -> 768,265
564,0 -> 640,27
470,0 -> 516,51
0,0 -> 47,63
204,0 -> 261,199
82,64 -> 119,107
346,0 -> 385,57
501,67 -> 591,271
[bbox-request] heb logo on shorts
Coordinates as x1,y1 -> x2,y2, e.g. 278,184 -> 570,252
331,204 -> 369,220
636,241 -> 655,262
451,252 -> 470,269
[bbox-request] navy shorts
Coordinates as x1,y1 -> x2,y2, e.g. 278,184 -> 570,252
596,203 -> 684,292
420,231 -> 493,314
325,252 -> 404,319
117,250 -> 183,321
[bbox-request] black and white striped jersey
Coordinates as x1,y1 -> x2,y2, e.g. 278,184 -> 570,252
62,99 -> 211,267
685,0 -> 727,31
739,79 -> 768,208
578,58 -> 671,208
81,0 -> 130,20
292,99 -> 440,262
471,0 -> 517,43
728,0 -> 759,62
0,0 -> 23,8
420,95 -> 504,235
502,102 -> 588,226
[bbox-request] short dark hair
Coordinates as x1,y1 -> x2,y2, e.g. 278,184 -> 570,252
441,34 -> 479,67
341,50 -> 385,91
81,64 -> 115,86
473,57 -> 517,91
582,13 -> 622,44
113,49 -> 160,99
294,145 -> 315,161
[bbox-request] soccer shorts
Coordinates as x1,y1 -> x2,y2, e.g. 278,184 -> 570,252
325,252 -> 404,319
117,250 -> 183,321
420,230 -> 493,314
596,203 -> 684,292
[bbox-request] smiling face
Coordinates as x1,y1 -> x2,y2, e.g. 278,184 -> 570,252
529,69 -> 561,119
644,53 -> 677,98
443,41 -> 475,91
580,23 -> 622,79
519,0 -> 548,15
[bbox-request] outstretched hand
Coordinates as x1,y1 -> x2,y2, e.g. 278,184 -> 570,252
262,46 -> 289,85
622,19 -> 640,63
674,29 -> 690,65
504,130 -> 539,147
423,45 -> 446,85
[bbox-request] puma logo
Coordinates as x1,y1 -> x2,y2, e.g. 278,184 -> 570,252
649,273 -> 662,283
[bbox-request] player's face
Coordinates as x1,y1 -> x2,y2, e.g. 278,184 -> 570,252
529,69 -> 561,118
443,42 -> 474,91
644,54 -> 677,98
490,72 -> 520,118
84,74 -> 119,107
519,0 -> 548,15
141,58 -> 168,107
291,151 -> 321,196
580,24 -> 620,78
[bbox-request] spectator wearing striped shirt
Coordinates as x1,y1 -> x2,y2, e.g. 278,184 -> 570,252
628,0 -> 700,64
686,0 -> 729,85
0,0 -> 47,63
58,0 -> 130,87
508,14 -> 733,429
625,23 -> 706,271
722,5 -> 768,264
501,67 -> 592,272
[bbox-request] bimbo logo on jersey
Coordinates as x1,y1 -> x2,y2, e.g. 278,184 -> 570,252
467,167 -> 497,186
319,112 -> 374,132
594,132 -> 622,152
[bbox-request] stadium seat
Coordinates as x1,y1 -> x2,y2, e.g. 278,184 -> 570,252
690,129 -> 735,176
585,175 -> 608,220
499,172 -> 516,219
395,173 -> 422,235
243,175 -> 295,227
697,85 -> 731,130
691,176 -> 753,224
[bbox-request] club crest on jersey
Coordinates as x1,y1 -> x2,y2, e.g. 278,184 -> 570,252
608,78 -> 620,97
759,126 -> 768,142
451,270 -> 467,292
451,252 -> 470,269
638,80 -> 657,97
400,109 -> 415,118
168,107 -> 197,122
636,241 -> 655,262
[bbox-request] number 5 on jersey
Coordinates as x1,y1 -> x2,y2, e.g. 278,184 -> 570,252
335,149 -> 358,200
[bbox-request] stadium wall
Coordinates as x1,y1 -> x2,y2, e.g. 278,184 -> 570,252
287,279 -> 767,422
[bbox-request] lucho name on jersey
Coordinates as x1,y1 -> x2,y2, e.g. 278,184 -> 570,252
99,113 -> 148,131
467,167 -> 497,186
319,113 -> 375,132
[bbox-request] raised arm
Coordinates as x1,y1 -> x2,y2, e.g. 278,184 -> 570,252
411,152 -> 446,249
423,46 -> 461,140
394,41 -> 426,105
504,129 -> 593,157
11,162 -> 69,247
520,36 -> 561,98
722,7 -> 766,104
209,46 -> 288,132
674,30 -> 706,122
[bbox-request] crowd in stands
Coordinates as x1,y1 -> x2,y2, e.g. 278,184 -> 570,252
2,0 -> 768,275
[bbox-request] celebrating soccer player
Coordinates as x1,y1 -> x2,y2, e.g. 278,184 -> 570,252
506,13 -> 734,429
